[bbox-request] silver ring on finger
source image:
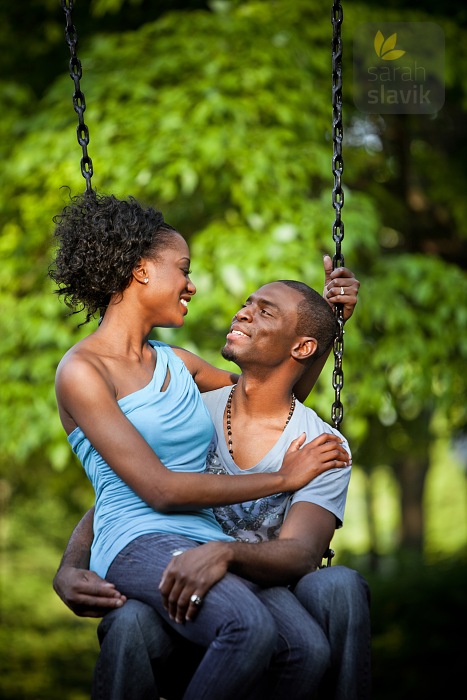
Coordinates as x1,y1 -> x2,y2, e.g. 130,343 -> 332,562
340,286 -> 345,296
190,594 -> 203,607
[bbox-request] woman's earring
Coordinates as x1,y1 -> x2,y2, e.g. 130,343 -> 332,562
143,278 -> 149,284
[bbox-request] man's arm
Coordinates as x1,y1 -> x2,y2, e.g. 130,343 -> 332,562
228,501 -> 334,583
159,501 -> 335,623
53,507 -> 126,618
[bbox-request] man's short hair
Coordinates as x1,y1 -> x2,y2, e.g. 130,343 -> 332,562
278,280 -> 338,360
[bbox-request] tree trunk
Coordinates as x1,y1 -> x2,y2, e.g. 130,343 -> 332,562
394,452 -> 429,552
358,411 -> 431,557
391,412 -> 431,553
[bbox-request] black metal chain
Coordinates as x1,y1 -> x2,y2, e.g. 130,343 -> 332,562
331,1 -> 345,429
61,0 -> 94,192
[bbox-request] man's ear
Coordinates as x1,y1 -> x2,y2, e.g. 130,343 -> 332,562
291,337 -> 318,362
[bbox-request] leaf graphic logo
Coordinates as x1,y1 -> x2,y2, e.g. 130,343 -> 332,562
374,31 -> 406,60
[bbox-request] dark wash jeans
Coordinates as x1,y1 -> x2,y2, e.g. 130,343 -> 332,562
103,533 -> 333,700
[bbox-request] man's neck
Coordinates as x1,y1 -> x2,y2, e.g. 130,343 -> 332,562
224,374 -> 297,469
234,372 -> 296,419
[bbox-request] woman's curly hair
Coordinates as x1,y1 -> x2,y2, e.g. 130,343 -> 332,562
49,191 -> 176,324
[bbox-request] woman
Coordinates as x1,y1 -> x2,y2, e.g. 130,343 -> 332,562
50,191 -> 350,699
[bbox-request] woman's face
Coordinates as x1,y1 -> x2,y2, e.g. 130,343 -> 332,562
145,232 -> 196,328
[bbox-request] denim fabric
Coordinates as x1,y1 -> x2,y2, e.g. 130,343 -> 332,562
92,600 -> 205,700
92,600 -> 172,700
94,563 -> 371,700
255,586 -> 330,698
293,566 -> 372,700
103,533 -> 330,700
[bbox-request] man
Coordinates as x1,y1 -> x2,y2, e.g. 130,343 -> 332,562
54,259 -> 371,699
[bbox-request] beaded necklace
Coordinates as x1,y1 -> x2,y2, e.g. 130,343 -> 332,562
226,385 -> 296,460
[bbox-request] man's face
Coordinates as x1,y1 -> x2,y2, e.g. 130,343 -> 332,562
221,282 -> 303,369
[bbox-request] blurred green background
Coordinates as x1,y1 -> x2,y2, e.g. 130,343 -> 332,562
1,0 -> 466,698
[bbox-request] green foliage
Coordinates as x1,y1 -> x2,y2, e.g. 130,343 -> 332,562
0,1 -> 466,697
1,524 -> 98,700
347,254 -> 467,429
0,0 -> 465,545
0,0 -> 377,482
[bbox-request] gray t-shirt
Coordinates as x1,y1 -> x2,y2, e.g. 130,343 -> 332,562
202,386 -> 351,543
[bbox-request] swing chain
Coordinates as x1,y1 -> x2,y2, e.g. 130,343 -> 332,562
61,0 -> 94,192
331,0 -> 344,429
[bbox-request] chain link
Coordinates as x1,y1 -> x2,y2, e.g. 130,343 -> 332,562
61,0 -> 94,192
331,1 -> 345,429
